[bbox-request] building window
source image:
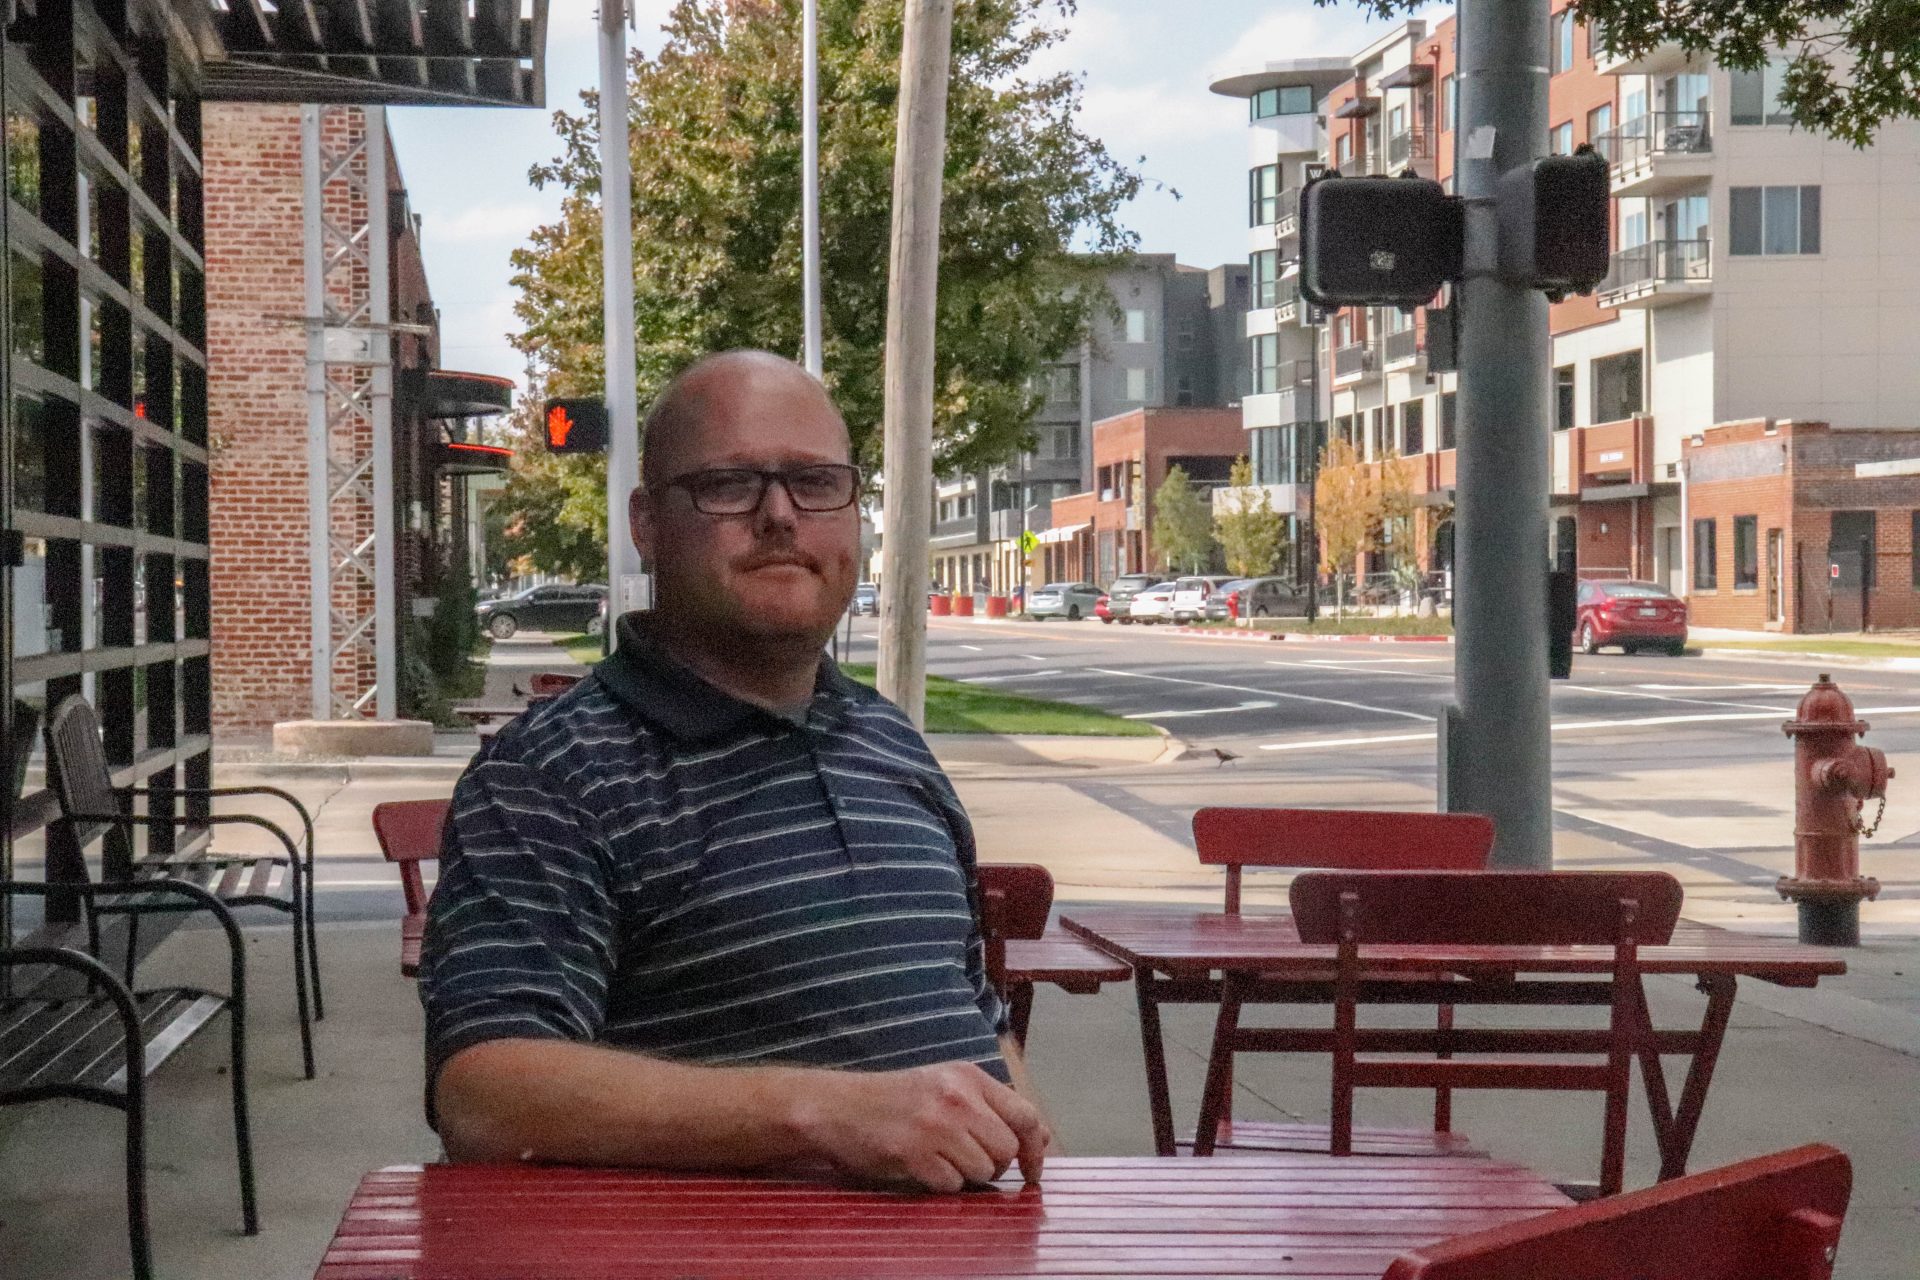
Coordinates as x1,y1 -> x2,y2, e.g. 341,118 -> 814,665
1251,249 -> 1280,308
1250,332 -> 1280,395
1124,367 -> 1149,403
1555,365 -> 1576,431
1592,350 -> 1644,423
1551,9 -> 1576,73
1734,516 -> 1759,589
1248,163 -> 1280,226
1175,374 -> 1195,406
1335,133 -> 1353,168
1403,399 -> 1425,455
1693,518 -> 1718,590
1440,391 -> 1457,449
1550,121 -> 1574,155
1440,75 -> 1456,132
1587,102 -> 1612,145
1730,185 -> 1821,255
1124,308 -> 1149,343
1041,362 -> 1079,405
1730,61 -> 1796,126
1251,85 -> 1313,119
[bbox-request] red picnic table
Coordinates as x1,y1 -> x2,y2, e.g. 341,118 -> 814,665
312,1154 -> 1573,1278
1060,907 -> 1846,1174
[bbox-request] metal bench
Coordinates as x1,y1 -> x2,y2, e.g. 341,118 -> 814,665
370,799 -> 448,977
977,862 -> 1131,1048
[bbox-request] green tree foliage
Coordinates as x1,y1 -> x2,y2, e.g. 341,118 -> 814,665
1344,0 -> 1915,145
1213,456 -> 1287,579
1152,465 -> 1215,574
492,387 -> 612,582
504,0 -> 1140,577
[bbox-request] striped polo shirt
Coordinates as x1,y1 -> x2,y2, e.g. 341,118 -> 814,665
419,613 -> 1008,1115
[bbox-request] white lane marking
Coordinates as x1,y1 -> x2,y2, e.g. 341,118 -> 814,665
1635,683 -> 1805,692
1255,703 -> 1920,753
1567,685 -> 1792,713
1124,700 -> 1278,720
1303,657 -> 1448,665
1268,658 -> 1450,682
963,670 -> 1068,684
1022,654 -> 1049,662
958,645 -> 983,652
1089,668 -> 1435,723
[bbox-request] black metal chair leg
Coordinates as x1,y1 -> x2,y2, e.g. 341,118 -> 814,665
290,864 -> 316,1080
303,856 -> 324,1023
122,912 -> 140,991
230,962 -> 260,1233
125,1060 -> 154,1280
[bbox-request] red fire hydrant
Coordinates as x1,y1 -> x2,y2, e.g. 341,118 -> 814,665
1779,675 -> 1889,945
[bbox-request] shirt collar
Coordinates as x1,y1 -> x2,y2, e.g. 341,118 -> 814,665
596,611 -> 861,746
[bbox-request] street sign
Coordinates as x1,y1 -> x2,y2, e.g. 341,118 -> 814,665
543,398 -> 608,454
1019,530 -> 1039,555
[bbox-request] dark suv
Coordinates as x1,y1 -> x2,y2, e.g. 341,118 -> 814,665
1103,574 -> 1160,624
476,583 -> 607,639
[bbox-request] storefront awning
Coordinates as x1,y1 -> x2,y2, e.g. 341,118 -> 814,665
1333,96 -> 1379,119
1376,64 -> 1434,90
1037,522 -> 1090,544
440,441 -> 513,475
404,368 -> 515,420
184,1 -> 550,108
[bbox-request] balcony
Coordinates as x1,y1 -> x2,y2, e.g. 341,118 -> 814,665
1332,341 -> 1377,382
1273,187 -> 1300,240
1273,277 -> 1300,325
1594,37 -> 1691,78
1385,127 -> 1434,172
1599,239 -> 1712,309
1595,112 -> 1712,197
1382,327 -> 1420,368
988,505 -> 1052,542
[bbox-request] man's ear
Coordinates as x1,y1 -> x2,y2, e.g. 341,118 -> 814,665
628,486 -> 656,561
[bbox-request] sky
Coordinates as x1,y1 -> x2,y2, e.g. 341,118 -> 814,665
386,0 -> 1450,391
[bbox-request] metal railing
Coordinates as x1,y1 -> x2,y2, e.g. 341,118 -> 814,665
1274,187 -> 1300,234
1383,328 -> 1419,365
1254,356 -> 1317,398
1333,341 -> 1376,379
1593,110 -> 1712,172
1386,128 -> 1433,168
1601,238 -> 1712,296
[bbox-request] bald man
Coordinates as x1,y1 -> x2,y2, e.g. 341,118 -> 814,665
421,351 -> 1050,1192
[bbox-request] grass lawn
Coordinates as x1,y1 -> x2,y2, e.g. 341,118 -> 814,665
556,632 -> 606,665
838,664 -> 1158,736
1703,638 -> 1920,660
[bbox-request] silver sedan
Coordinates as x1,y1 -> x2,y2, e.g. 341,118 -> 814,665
1026,582 -> 1102,620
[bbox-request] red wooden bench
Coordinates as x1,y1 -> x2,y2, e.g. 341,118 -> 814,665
1386,1142 -> 1852,1279
1182,807 -> 1495,1157
977,862 -> 1129,1048
1293,868 -> 1684,1197
370,799 -> 449,978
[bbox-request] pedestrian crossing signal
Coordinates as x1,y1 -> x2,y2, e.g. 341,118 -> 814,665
542,398 -> 607,455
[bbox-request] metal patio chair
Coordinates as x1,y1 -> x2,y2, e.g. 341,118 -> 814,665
43,695 -> 318,1078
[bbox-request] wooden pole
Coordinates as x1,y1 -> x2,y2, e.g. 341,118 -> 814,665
875,0 -> 954,727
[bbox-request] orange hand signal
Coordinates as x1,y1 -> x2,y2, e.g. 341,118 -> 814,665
546,405 -> 575,448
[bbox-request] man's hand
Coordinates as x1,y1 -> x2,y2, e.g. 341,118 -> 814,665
791,1061 -> 1050,1192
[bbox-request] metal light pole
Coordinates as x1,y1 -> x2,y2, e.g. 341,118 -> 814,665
1443,0 -> 1553,867
801,0 -> 824,378
1304,314 -> 1321,623
601,1 -> 643,641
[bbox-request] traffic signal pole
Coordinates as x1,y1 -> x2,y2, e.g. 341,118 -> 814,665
1444,0 -> 1554,867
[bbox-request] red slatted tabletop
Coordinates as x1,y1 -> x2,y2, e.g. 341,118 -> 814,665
1060,907 -> 1845,1172
313,1155 -> 1574,1278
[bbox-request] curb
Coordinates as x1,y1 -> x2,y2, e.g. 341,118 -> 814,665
1698,647 -> 1920,673
1159,626 -> 1453,644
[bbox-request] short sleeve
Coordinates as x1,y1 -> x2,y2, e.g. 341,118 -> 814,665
418,755 -> 618,1120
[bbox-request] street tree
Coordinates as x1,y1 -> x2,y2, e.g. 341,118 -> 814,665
1313,437 -> 1378,618
1345,0 -> 1919,144
491,386 -> 610,582
1214,457 -> 1288,579
1153,465 -> 1215,574
503,0 -> 1141,572
1376,448 -> 1420,613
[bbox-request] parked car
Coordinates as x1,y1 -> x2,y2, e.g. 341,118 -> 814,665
475,583 -> 607,639
1233,576 -> 1307,619
1169,575 -> 1233,623
1104,573 -> 1161,624
1127,581 -> 1178,623
1026,582 -> 1102,621
1203,579 -> 1253,621
1575,579 -> 1689,655
1094,593 -> 1114,623
852,583 -> 879,615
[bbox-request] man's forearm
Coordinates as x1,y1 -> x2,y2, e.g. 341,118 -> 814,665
435,1038 -> 821,1170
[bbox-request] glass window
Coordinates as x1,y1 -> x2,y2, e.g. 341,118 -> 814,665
1043,363 -> 1079,405
1124,309 -> 1148,344
1733,516 -> 1759,588
1388,104 -> 1407,137
10,250 -> 45,364
1587,103 -> 1612,146
1251,85 -> 1313,119
1251,249 -> 1279,308
1593,350 -> 1644,422
1441,75 -> 1456,132
1731,185 -> 1821,255
1555,365 -> 1576,431
1125,367 -> 1148,403
1335,134 -> 1353,166
1730,61 -> 1796,126
1693,518 -> 1718,590
1248,164 -> 1279,226
1552,10 -> 1576,73
6,104 -> 40,214
1250,333 -> 1280,395
1550,121 -> 1574,155
1402,400 -> 1424,455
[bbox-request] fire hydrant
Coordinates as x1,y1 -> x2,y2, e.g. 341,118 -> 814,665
1779,675 -> 1889,946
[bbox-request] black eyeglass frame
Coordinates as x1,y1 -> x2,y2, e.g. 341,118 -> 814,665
656,463 -> 864,515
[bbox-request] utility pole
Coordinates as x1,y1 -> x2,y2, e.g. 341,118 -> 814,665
601,1 -> 643,644
801,0 -> 824,378
1304,312 -> 1321,623
875,0 -> 955,727
1443,0 -> 1553,867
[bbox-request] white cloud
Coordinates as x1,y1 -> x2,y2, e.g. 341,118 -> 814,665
1212,8 -> 1337,78
1079,81 -> 1241,150
427,202 -> 553,245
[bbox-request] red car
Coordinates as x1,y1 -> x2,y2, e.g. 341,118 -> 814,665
1575,579 -> 1688,655
1094,593 -> 1114,623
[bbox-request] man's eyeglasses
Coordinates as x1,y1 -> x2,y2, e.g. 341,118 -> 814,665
659,463 -> 861,516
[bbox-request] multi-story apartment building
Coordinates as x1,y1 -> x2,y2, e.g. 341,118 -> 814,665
1214,8 -> 1920,629
929,255 -> 1247,595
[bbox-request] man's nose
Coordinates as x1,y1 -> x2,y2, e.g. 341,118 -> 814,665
755,475 -> 802,530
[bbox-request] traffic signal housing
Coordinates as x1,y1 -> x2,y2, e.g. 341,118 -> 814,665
542,398 -> 608,455
1300,174 -> 1461,308
1498,146 -> 1611,298
1549,569 -> 1578,679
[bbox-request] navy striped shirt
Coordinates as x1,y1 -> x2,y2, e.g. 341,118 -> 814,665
419,614 -> 1008,1116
